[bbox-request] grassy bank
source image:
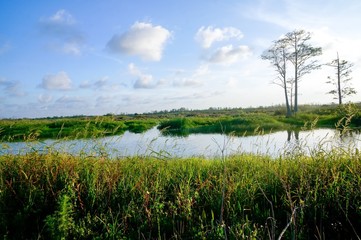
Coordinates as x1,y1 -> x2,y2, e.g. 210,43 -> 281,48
1,151 -> 361,239
0,116 -> 158,141
1,103 -> 361,140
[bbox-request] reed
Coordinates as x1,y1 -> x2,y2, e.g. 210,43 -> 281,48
1,149 -> 360,239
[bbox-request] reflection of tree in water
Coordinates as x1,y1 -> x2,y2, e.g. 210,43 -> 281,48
283,129 -> 305,156
336,129 -> 360,151
287,129 -> 299,141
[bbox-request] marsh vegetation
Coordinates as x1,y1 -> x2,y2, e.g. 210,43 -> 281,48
1,151 -> 361,239
1,103 -> 361,239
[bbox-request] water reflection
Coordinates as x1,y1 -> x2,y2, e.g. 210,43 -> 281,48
1,128 -> 360,158
287,129 -> 299,141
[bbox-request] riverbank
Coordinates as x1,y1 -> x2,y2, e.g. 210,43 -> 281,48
1,150 -> 360,239
1,103 -> 360,141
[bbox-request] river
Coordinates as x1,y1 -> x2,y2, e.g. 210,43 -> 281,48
1,128 -> 360,158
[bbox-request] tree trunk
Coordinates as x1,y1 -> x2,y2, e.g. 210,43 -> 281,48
294,64 -> 298,113
337,54 -> 342,105
294,41 -> 298,114
284,86 -> 292,117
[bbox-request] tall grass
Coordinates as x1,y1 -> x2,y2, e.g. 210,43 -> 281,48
1,149 -> 361,239
1,103 -> 361,239
0,117 -> 158,141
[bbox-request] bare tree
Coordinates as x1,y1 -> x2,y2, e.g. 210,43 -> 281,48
283,30 -> 322,113
326,53 -> 356,104
262,39 -> 292,117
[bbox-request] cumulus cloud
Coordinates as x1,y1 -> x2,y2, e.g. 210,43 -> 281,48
208,45 -> 252,64
195,26 -> 243,48
39,9 -> 84,55
39,71 -> 72,90
128,63 -> 156,88
107,22 -> 171,61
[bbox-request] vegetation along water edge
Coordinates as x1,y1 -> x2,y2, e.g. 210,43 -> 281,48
1,150 -> 361,239
1,103 -> 361,239
1,103 -> 361,141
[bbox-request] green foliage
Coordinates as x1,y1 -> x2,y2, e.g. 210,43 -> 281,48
1,150 -> 361,239
0,117 -> 158,141
45,193 -> 76,240
2,103 -> 360,141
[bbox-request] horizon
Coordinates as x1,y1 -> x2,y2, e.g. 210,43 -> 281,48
1,1 -> 361,118
2,102 -> 351,120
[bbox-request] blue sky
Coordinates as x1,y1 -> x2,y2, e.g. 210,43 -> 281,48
1,0 -> 361,118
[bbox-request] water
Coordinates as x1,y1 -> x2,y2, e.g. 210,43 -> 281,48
1,128 -> 360,158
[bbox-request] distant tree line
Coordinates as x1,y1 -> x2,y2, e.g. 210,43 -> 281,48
262,29 -> 356,117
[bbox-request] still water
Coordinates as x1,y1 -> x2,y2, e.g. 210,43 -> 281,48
1,128 -> 360,158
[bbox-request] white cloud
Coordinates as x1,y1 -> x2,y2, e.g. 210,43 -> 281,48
107,22 -> 171,61
195,26 -> 243,48
79,80 -> 92,89
173,64 -> 208,87
62,42 -> 81,56
128,63 -> 156,88
40,9 -> 78,36
208,45 -> 252,64
38,93 -> 53,104
39,9 -> 84,56
40,71 -> 72,90
174,78 -> 202,87
49,9 -> 75,24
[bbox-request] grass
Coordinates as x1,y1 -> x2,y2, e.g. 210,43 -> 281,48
157,104 -> 361,137
1,103 -> 361,239
1,103 -> 361,141
0,116 -> 158,141
1,150 -> 361,239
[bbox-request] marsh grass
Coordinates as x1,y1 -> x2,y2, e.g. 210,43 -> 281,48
0,117 -> 158,141
1,146 -> 361,239
1,104 -> 361,239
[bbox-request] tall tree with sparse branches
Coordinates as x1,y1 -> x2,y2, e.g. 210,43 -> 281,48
262,30 -> 322,115
326,53 -> 356,104
262,39 -> 292,117
283,29 -> 322,113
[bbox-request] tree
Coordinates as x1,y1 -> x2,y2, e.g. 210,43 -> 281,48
283,30 -> 322,113
326,53 -> 356,104
262,30 -> 322,116
261,39 -> 292,117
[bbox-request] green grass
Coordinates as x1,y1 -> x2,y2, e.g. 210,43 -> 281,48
1,150 -> 361,239
1,103 -> 361,239
0,116 -> 158,141
2,103 -> 361,141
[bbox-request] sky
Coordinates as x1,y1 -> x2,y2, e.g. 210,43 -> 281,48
1,0 -> 361,118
